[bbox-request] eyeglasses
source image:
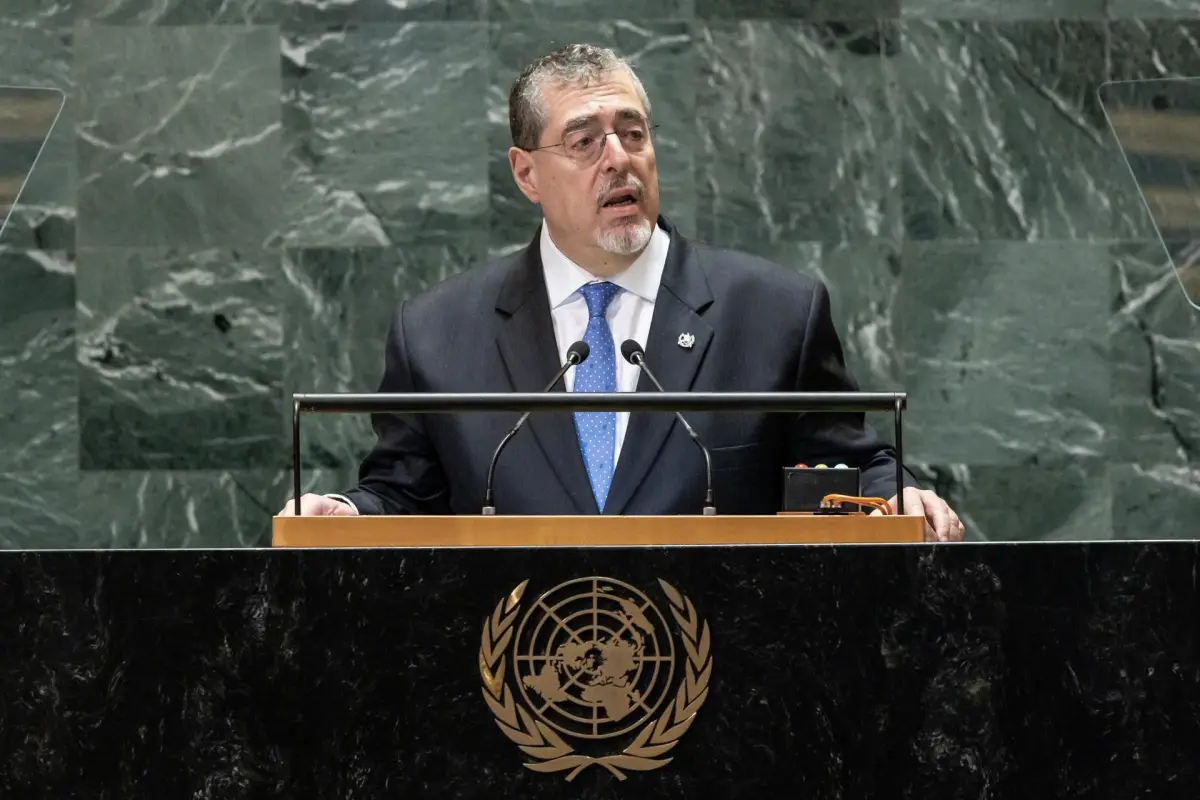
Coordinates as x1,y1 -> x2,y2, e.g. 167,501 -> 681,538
525,121 -> 659,167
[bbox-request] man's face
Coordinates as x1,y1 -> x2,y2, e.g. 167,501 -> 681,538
510,70 -> 660,263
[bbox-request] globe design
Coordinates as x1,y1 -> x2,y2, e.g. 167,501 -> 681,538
514,577 -> 676,740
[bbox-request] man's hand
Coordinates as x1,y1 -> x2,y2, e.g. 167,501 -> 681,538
872,487 -> 964,542
277,493 -> 358,516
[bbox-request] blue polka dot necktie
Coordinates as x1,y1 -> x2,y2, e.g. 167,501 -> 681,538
573,282 -> 622,511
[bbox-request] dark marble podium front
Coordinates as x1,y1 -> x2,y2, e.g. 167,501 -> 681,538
1,542 -> 1197,798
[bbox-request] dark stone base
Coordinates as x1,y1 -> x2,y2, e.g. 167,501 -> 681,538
1,542 -> 1196,796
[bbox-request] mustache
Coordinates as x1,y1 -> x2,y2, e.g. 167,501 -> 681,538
597,175 -> 645,207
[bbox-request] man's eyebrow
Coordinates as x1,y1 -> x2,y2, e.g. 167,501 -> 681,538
560,113 -> 599,136
559,108 -> 648,136
614,108 -> 648,124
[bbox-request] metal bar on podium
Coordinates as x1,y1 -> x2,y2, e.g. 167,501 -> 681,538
290,391 -> 908,516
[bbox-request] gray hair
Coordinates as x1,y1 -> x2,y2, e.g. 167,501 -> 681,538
508,44 -> 652,151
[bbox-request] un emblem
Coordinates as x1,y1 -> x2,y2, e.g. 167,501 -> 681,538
479,577 -> 712,781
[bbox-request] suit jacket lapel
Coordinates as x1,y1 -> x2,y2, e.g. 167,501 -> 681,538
604,221 -> 714,515
494,229 -> 597,514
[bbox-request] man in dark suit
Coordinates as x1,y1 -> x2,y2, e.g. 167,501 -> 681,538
281,43 -> 964,542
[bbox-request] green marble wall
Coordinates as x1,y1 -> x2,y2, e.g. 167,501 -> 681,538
2,0 -> 1199,547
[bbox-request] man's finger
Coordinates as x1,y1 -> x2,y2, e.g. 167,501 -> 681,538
895,490 -> 936,542
948,509 -> 964,541
916,490 -> 951,541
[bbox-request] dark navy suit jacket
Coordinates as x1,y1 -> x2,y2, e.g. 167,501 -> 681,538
340,217 -> 918,515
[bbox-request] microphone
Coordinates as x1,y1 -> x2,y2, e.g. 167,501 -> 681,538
482,340 -> 589,515
620,339 -> 716,516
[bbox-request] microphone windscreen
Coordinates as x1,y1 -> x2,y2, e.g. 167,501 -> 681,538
567,340 -> 590,363
619,339 -> 644,363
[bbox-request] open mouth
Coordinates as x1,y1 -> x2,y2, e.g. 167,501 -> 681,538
601,190 -> 638,209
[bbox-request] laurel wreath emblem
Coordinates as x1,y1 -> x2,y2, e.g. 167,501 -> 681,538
478,578 -> 712,781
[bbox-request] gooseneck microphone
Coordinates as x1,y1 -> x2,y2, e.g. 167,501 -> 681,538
482,340 -> 589,515
620,339 -> 716,516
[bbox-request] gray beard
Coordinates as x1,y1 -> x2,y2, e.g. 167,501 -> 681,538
596,217 -> 652,255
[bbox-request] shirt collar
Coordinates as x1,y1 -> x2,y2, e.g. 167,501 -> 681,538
540,220 -> 669,309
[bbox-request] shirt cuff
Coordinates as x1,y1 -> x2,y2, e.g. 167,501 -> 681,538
325,494 -> 360,515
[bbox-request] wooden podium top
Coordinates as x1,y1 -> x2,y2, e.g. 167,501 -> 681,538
271,513 -> 925,548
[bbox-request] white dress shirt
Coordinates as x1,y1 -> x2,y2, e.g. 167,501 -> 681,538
325,221 -> 670,514
541,220 -> 670,466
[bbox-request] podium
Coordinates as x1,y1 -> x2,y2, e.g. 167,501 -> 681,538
271,514 -> 925,547
256,388 -> 958,791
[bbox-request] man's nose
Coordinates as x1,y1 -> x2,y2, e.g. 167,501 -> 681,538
597,131 -> 632,169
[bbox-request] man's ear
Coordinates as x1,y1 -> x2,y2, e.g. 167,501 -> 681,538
509,147 -> 540,204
